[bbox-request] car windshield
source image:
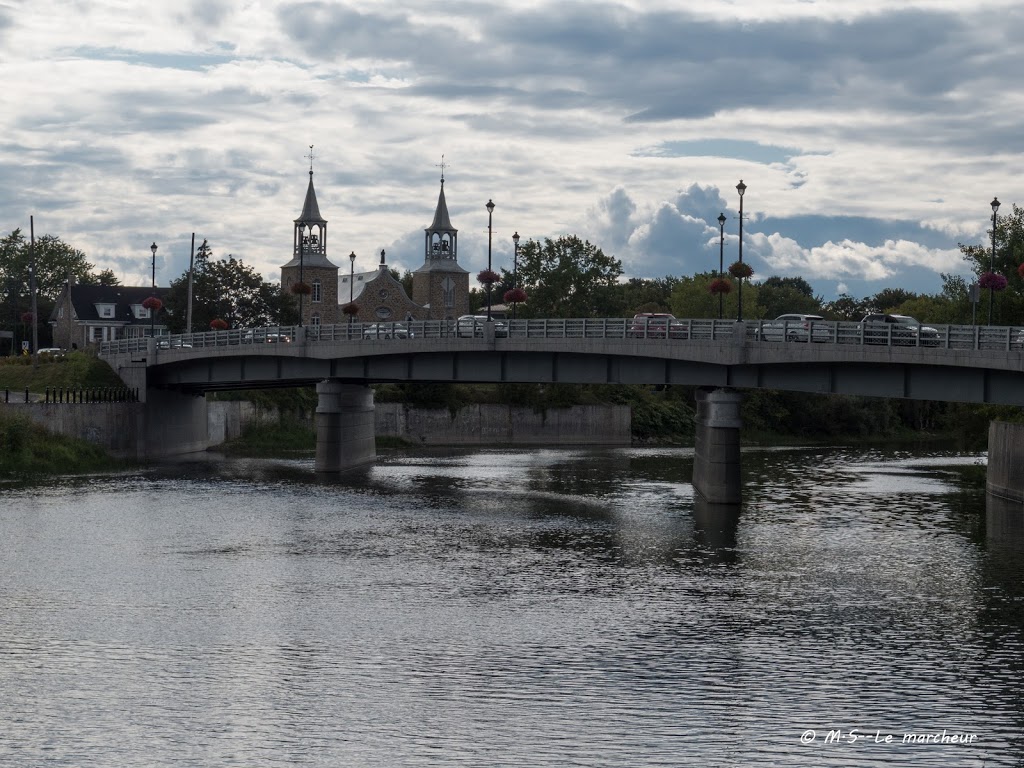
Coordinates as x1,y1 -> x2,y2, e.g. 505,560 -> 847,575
892,316 -> 919,328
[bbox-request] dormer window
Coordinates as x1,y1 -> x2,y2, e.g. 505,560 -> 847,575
95,303 -> 115,319
131,304 -> 150,320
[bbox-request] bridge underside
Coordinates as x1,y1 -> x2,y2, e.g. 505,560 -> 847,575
148,350 -> 1024,406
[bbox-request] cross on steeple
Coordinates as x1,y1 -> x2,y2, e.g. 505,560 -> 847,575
306,144 -> 315,174
436,154 -> 447,182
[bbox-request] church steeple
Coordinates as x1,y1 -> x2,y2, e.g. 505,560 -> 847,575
424,171 -> 457,262
286,146 -> 336,269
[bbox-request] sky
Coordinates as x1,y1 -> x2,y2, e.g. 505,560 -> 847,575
2,0 -> 1023,305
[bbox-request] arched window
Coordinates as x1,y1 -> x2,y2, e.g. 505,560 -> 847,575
312,279 -> 322,303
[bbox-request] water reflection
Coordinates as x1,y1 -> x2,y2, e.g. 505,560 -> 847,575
0,446 -> 1020,767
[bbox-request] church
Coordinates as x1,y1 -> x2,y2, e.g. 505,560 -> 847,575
280,163 -> 470,326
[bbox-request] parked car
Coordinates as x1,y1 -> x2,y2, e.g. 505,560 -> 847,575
36,347 -> 65,357
456,315 -> 508,338
860,314 -> 940,346
756,314 -> 830,342
243,330 -> 292,344
627,313 -> 688,339
157,339 -> 193,349
362,322 -> 412,339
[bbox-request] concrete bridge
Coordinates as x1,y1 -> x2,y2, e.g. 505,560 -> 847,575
100,316 -> 1024,502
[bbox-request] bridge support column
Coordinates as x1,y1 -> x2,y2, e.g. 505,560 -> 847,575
692,388 -> 743,504
315,380 -> 376,473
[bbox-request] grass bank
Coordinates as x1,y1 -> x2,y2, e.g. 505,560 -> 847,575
0,351 -> 125,393
0,410 -> 128,479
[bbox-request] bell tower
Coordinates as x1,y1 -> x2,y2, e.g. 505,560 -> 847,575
412,162 -> 469,319
281,146 -> 339,327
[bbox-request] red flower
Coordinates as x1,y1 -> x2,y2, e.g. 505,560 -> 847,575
20,311 -> 34,324
728,261 -> 753,279
342,303 -> 360,316
1017,263 -> 1024,279
477,269 -> 501,285
979,271 -> 1008,291
210,318 -> 228,330
503,288 -> 528,304
291,281 -> 312,295
708,278 -> 733,295
142,296 -> 163,311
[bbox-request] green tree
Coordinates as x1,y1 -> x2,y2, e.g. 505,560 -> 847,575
670,272 -> 763,320
871,288 -> 918,312
959,201 -> 1024,324
755,275 -> 822,318
515,235 -> 623,317
165,244 -> 294,331
0,230 -> 96,301
821,293 -> 872,321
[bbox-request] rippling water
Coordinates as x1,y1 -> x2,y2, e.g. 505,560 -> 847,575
1,446 -> 1021,767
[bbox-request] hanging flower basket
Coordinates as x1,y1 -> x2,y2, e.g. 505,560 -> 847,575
728,261 -> 753,279
1017,263 -> 1024,279
142,296 -> 163,311
20,311 -> 34,324
477,269 -> 501,285
503,288 -> 528,304
342,303 -> 360,316
708,278 -> 733,295
210,318 -> 228,330
291,281 -> 312,295
979,271 -> 1008,291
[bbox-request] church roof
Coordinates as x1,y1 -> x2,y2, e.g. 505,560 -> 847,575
294,171 -> 326,224
427,180 -> 456,233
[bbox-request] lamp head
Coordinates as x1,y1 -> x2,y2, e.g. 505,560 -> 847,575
150,242 -> 158,256
349,250 -> 356,264
992,197 -> 1001,214
512,231 -> 520,245
486,199 -> 495,214
717,212 -> 726,226
736,180 -> 746,197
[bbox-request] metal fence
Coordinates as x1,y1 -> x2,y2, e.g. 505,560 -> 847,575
99,318 -> 1024,356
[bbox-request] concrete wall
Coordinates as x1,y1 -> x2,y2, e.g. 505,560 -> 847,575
374,403 -> 631,445
1,401 -> 145,459
987,421 -> 1024,503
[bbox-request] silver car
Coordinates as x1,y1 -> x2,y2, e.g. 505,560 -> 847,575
362,322 -> 411,339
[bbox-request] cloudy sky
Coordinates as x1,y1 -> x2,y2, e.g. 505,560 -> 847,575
2,0 -> 1022,304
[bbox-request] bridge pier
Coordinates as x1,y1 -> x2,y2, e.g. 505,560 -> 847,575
315,380 -> 376,473
692,388 -> 743,504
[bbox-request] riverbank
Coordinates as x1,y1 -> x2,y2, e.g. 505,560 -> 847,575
0,410 -> 130,479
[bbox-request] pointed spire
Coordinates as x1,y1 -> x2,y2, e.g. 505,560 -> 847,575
296,170 -> 326,224
428,179 -> 455,232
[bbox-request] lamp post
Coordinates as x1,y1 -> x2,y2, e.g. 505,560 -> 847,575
150,242 -> 157,339
297,227 -> 305,327
485,199 -> 495,321
512,231 -> 520,320
989,197 -> 1000,325
349,251 -> 356,303
736,180 -> 746,322
717,212 -> 726,320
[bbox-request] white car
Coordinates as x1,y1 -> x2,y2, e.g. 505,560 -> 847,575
456,315 -> 508,338
757,314 -> 830,342
363,322 -> 412,339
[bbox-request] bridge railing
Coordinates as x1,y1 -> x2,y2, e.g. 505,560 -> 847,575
99,317 -> 1024,356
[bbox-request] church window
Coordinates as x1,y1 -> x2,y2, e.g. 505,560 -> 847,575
312,279 -> 322,303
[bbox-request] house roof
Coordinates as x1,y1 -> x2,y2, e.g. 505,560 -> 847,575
50,284 -> 169,325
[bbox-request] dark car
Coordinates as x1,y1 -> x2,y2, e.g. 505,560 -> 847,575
627,313 -> 688,339
860,314 -> 939,346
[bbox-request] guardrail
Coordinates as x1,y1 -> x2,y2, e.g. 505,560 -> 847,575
98,318 -> 1024,356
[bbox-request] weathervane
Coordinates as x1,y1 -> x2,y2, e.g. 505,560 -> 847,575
306,144 -> 315,173
436,154 -> 447,183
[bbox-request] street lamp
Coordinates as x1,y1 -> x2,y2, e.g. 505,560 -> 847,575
486,199 -> 495,321
736,180 -> 746,322
512,231 -> 520,320
349,250 -> 356,303
989,197 -> 1000,325
717,212 -> 726,320
150,242 -> 157,339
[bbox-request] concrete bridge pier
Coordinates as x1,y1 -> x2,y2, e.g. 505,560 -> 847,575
692,388 -> 743,504
315,379 -> 376,473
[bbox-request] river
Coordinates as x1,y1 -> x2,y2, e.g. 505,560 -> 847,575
1,445 -> 1021,767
